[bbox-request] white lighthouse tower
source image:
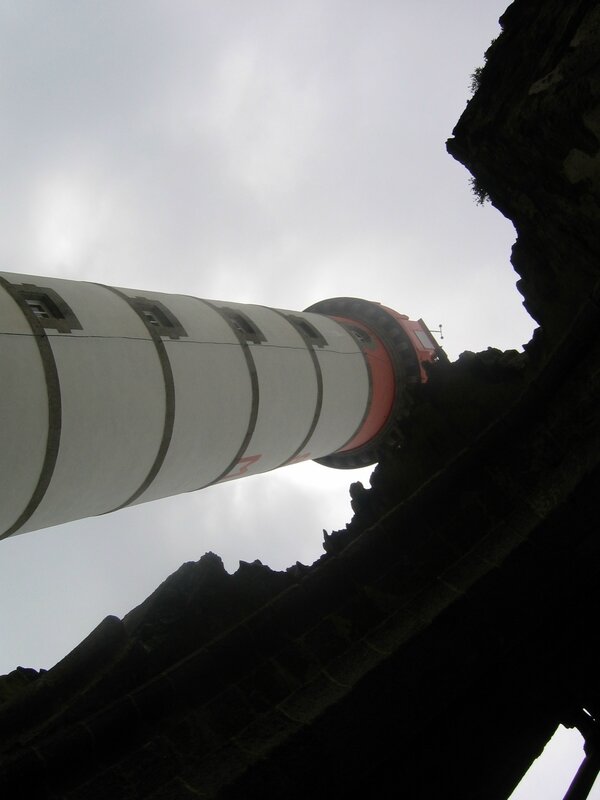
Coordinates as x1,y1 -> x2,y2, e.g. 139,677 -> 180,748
0,272 -> 440,539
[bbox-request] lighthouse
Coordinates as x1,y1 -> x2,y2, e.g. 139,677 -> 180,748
0,272 -> 440,539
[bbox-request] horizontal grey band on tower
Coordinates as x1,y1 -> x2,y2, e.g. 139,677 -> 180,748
191,298 -> 261,489
320,315 -> 374,455
0,276 -> 62,539
270,309 -> 324,468
98,285 -> 177,512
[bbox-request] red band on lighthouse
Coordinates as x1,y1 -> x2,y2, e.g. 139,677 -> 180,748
331,316 -> 396,454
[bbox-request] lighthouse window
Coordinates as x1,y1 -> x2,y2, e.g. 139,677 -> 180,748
285,314 -> 328,348
131,296 -> 188,340
348,325 -> 373,347
142,305 -> 172,329
221,307 -> 266,344
27,298 -> 58,320
414,330 -> 435,350
231,314 -> 254,335
15,284 -> 83,333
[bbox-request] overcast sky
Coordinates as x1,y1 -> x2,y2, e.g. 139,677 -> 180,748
0,2 -> 592,797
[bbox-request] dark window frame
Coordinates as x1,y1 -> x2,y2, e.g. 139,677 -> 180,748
221,307 -> 266,345
130,296 -> 188,340
285,314 -> 328,348
16,284 -> 83,334
345,323 -> 375,350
